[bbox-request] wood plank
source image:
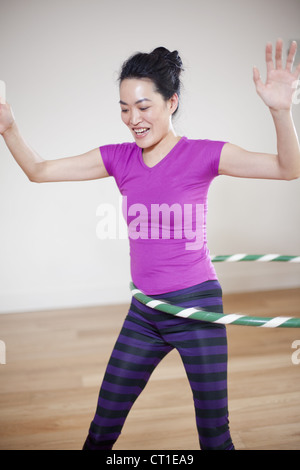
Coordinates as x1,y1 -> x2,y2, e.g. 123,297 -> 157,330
0,288 -> 299,450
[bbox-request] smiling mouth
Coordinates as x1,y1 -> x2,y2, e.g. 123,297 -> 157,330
133,128 -> 150,137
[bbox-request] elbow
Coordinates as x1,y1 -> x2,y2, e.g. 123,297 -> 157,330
28,172 -> 41,183
283,169 -> 300,181
288,174 -> 300,181
27,162 -> 46,183
279,164 -> 300,181
28,171 -> 46,183
283,174 -> 300,181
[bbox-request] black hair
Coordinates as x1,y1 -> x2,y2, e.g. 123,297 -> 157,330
119,47 -> 184,115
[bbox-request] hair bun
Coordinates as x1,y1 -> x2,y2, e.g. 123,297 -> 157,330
119,47 -> 183,115
151,47 -> 183,72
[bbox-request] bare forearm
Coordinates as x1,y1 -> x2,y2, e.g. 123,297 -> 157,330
271,109 -> 300,180
2,120 -> 108,183
0,99 -> 107,183
2,121 -> 44,181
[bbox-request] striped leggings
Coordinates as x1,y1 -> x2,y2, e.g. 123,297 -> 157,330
83,280 -> 234,450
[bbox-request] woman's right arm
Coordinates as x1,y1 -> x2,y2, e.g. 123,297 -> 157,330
0,103 -> 109,182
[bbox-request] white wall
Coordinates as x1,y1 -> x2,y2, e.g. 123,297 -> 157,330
0,0 -> 299,313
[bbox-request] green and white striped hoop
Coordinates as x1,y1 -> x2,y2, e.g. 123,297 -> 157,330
129,255 -> 300,328
210,254 -> 300,263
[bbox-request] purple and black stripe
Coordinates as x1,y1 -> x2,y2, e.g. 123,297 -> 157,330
83,280 -> 234,450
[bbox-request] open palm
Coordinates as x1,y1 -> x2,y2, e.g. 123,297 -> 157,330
253,39 -> 300,111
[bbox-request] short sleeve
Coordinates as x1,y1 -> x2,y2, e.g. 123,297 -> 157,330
99,142 -> 138,190
100,144 -> 120,177
188,139 -> 227,181
209,140 -> 227,177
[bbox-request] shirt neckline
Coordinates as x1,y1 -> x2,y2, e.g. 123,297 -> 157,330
138,136 -> 187,171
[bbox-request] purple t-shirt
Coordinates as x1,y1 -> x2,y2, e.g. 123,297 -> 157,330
100,136 -> 225,295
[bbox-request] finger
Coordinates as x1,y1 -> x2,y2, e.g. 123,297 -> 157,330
253,66 -> 264,92
265,42 -> 274,74
286,40 -> 297,72
253,66 -> 261,83
275,38 -> 283,69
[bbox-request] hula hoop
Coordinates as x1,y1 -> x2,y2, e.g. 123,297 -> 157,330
130,254 -> 300,328
210,254 -> 300,263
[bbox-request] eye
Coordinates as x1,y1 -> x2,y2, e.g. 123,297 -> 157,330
121,109 -> 129,113
140,107 -> 150,111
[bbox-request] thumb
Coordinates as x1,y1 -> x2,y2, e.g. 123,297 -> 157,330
253,66 -> 265,95
253,66 -> 261,84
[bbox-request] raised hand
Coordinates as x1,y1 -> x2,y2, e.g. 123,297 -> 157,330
253,39 -> 300,112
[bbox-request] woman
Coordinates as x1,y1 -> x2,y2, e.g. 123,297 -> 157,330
1,40 -> 299,450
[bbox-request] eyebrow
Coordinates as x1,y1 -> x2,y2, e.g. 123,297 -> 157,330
119,98 -> 152,106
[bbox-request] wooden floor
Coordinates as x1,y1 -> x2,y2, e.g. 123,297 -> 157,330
0,288 -> 300,450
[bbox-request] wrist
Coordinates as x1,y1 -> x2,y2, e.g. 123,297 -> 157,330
2,120 -> 17,139
269,107 -> 292,120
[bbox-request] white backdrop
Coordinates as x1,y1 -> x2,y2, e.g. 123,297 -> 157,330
0,0 -> 299,313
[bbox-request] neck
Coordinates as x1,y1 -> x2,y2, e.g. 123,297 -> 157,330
142,129 -> 181,167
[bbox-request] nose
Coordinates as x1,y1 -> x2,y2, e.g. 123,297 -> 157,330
129,108 -> 142,126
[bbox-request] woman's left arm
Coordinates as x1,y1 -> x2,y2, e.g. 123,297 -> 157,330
219,39 -> 300,180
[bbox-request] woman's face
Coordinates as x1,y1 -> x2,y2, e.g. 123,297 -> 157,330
119,78 -> 178,149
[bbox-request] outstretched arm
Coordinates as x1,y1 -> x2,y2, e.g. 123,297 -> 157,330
219,39 -> 300,180
0,101 -> 109,183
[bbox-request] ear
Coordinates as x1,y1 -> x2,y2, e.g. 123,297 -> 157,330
168,93 -> 179,115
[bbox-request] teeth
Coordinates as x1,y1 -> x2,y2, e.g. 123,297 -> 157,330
134,128 -> 149,134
